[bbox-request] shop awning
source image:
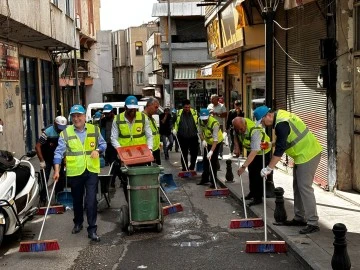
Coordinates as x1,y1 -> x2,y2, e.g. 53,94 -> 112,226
142,86 -> 155,90
201,60 -> 222,76
200,55 -> 238,76
174,68 -> 197,80
217,55 -> 238,69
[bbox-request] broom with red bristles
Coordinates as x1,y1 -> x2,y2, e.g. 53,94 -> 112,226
245,150 -> 286,253
36,169 -> 65,215
160,185 -> 183,216
173,134 -> 197,178
19,182 -> 60,252
204,147 -> 229,197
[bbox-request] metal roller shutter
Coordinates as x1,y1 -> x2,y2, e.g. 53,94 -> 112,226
274,5 -> 287,111
286,1 -> 328,189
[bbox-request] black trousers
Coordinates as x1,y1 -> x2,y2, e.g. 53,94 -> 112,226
178,135 -> 198,171
70,170 -> 98,233
153,149 -> 161,165
201,143 -> 221,184
247,152 -> 273,201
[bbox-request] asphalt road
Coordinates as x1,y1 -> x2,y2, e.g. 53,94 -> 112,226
0,153 -> 307,270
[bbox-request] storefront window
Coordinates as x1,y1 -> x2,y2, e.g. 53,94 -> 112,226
246,73 -> 265,120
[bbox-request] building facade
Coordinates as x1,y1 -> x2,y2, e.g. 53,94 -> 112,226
152,0 -> 222,111
0,0 -> 76,154
203,0 -> 360,193
111,23 -> 159,102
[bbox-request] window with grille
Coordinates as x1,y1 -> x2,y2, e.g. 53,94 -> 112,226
136,71 -> 143,84
135,41 -> 143,56
65,0 -> 71,16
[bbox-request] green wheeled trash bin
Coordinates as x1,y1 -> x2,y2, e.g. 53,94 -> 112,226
119,164 -> 163,235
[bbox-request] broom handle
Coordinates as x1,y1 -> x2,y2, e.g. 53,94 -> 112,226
239,175 -> 248,219
238,158 -> 248,219
205,146 -> 218,190
159,184 -> 172,205
173,134 -> 190,172
262,149 -> 267,242
41,169 -> 50,202
38,182 -> 57,241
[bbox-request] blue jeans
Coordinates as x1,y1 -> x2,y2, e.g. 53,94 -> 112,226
69,170 -> 98,233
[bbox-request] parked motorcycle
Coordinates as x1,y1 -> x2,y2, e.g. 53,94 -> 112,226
0,150 -> 41,247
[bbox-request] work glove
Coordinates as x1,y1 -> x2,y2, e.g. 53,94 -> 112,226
39,161 -> 46,169
260,141 -> 272,150
202,140 -> 207,148
261,166 -> 273,178
207,150 -> 213,160
172,129 -> 177,136
90,150 -> 99,159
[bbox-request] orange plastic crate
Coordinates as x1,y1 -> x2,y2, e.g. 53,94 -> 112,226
117,144 -> 154,165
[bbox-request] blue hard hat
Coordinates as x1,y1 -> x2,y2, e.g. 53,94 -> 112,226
253,105 -> 271,125
70,104 -> 86,115
199,108 -> 210,120
103,104 -> 113,113
125,95 -> 139,109
93,111 -> 102,120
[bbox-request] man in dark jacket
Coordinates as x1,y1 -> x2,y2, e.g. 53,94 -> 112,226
160,108 -> 173,160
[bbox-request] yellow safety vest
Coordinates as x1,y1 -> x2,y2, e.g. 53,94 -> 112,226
174,108 -> 198,131
200,115 -> 223,145
275,110 -> 322,164
144,112 -> 160,151
116,111 -> 146,146
62,123 -> 100,176
237,118 -> 271,155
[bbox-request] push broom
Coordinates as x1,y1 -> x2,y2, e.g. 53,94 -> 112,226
36,169 -> 65,215
19,182 -> 60,252
173,134 -> 196,178
160,185 -> 183,216
204,147 -> 230,197
230,174 -> 264,228
245,150 -> 286,253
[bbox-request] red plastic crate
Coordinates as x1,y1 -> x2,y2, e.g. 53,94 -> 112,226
117,144 -> 154,165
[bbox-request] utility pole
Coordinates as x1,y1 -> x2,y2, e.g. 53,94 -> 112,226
73,0 -> 80,104
167,0 -> 173,108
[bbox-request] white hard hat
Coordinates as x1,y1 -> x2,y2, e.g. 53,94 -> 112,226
55,116 -> 67,130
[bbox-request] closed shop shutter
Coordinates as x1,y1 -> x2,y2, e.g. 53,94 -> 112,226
274,1 -> 328,188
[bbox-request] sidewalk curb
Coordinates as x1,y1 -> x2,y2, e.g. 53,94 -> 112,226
216,179 -> 315,270
333,189 -> 360,207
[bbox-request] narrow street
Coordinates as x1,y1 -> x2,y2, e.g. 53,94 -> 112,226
0,150 -> 306,270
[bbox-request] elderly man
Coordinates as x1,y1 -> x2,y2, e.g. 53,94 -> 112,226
254,105 -> 322,234
111,95 -> 153,201
207,94 -> 227,159
35,116 -> 68,204
197,108 -> 223,188
232,117 -> 272,206
143,97 -> 161,165
173,99 -> 199,172
226,100 -> 245,156
53,105 -> 107,242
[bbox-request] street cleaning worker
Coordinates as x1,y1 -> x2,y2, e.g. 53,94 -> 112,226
143,97 -> 161,165
53,104 -> 107,242
254,105 -> 322,234
35,116 -> 67,204
172,99 -> 199,172
232,116 -> 273,206
197,108 -> 223,188
99,104 -> 118,187
110,95 -> 153,201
